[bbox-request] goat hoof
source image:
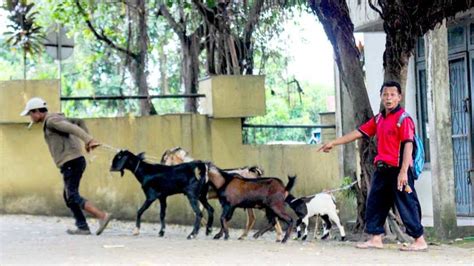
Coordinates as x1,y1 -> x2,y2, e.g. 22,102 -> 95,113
340,236 -> 346,241
132,228 -> 140,236
205,228 -> 212,236
302,235 -> 307,241
238,236 -> 245,240
187,234 -> 196,240
321,233 -> 329,240
276,239 -> 282,243
213,233 -> 222,240
224,235 -> 229,240
159,231 -> 164,237
253,233 -> 260,239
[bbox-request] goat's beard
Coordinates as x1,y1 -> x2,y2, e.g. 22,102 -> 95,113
120,169 -> 124,177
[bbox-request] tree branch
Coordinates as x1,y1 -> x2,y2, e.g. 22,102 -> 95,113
243,0 -> 264,45
368,0 -> 385,20
157,4 -> 185,39
191,0 -> 217,27
75,0 -> 138,59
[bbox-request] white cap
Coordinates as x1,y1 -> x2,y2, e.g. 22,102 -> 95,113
20,97 -> 48,116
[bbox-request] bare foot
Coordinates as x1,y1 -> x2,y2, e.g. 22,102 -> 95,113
132,227 -> 140,236
400,235 -> 428,251
356,235 -> 384,249
356,240 -> 383,249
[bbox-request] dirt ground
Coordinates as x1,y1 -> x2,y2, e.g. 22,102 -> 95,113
0,214 -> 472,265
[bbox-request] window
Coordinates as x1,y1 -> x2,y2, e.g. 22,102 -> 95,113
448,25 -> 466,54
416,36 -> 425,62
415,62 -> 430,162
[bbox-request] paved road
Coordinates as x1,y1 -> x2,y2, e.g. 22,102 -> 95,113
1,214 -> 472,265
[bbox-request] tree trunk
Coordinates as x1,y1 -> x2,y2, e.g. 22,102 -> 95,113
181,34 -> 200,112
135,0 -> 156,115
193,0 -> 263,76
309,0 -> 376,233
158,45 -> 169,95
23,51 -> 27,80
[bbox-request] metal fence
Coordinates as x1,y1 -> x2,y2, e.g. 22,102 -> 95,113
242,123 -> 335,145
60,94 -> 206,117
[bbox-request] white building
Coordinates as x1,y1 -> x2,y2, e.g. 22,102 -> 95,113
336,1 -> 474,238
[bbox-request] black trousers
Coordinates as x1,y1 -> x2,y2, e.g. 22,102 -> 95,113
365,166 -> 424,238
60,156 -> 89,230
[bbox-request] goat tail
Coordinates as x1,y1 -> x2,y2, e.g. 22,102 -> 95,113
285,175 -> 297,192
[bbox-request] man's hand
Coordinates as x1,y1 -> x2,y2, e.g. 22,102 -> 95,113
397,170 -> 408,192
318,141 -> 335,153
86,139 -> 101,153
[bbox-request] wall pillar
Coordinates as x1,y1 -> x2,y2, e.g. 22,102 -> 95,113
425,20 -> 457,239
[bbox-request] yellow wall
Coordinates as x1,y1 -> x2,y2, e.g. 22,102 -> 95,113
0,80 -> 60,123
199,75 -> 266,118
0,116 -> 344,226
0,80 -> 348,229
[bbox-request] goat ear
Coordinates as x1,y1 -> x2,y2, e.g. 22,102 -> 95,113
137,152 -> 146,160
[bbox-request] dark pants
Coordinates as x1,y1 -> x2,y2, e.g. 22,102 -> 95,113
61,156 -> 89,230
365,166 -> 424,238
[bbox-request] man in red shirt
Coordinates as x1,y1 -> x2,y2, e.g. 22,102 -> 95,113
319,81 -> 428,251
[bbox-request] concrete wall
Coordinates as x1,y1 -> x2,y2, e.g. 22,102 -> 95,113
198,75 -> 266,118
0,80 -> 345,229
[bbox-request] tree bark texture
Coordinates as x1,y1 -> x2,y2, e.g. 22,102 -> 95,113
368,0 -> 474,91
75,0 -> 156,115
308,0 -> 376,233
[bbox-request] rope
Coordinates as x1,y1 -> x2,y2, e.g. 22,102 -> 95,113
96,143 -> 161,163
99,143 -> 120,153
324,180 -> 357,193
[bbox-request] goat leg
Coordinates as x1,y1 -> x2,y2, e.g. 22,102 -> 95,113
301,216 -> 310,241
198,195 -> 214,236
281,218 -> 294,243
238,208 -> 256,240
295,217 -> 303,239
254,209 -> 276,239
270,205 -> 294,243
223,207 -> 235,240
320,214 -> 331,240
214,205 -> 231,240
327,211 -> 346,241
186,195 -> 203,240
253,223 -> 274,239
134,199 -> 154,236
158,197 -> 167,237
274,221 -> 283,242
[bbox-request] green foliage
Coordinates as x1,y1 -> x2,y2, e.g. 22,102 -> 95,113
2,1 -> 46,78
0,1 -> 335,128
340,176 -> 357,200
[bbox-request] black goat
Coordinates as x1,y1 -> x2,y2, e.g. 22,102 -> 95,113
110,150 -> 214,239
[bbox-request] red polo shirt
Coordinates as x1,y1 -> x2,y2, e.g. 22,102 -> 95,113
358,106 -> 415,167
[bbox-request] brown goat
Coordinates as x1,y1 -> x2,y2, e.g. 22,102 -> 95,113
160,147 -> 284,241
209,168 -> 296,243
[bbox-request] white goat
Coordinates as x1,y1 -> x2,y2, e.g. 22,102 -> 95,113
288,192 -> 345,241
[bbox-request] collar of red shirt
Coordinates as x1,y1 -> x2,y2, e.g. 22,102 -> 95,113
380,104 -> 402,118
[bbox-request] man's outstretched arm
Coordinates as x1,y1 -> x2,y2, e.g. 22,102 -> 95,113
318,130 -> 363,153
